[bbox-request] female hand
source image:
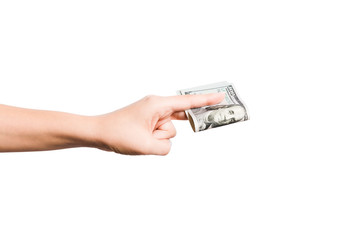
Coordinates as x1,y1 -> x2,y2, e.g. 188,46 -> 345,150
94,93 -> 224,155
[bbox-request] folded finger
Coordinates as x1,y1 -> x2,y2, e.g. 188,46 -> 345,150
153,121 -> 177,139
171,111 -> 188,120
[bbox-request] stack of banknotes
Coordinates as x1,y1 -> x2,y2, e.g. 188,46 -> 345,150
177,82 -> 249,132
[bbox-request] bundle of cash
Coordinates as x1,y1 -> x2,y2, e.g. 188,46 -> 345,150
177,82 -> 249,132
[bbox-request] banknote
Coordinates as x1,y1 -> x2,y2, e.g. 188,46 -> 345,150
177,82 -> 249,132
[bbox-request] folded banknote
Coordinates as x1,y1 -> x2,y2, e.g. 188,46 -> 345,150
177,82 -> 249,132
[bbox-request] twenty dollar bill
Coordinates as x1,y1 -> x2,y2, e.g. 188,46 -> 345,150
177,82 -> 249,132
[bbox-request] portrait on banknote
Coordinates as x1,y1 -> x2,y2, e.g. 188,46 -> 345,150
191,104 -> 248,131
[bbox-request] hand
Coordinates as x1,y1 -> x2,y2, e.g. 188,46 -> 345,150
93,93 -> 225,155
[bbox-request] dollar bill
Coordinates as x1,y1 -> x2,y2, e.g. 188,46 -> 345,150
177,82 -> 249,132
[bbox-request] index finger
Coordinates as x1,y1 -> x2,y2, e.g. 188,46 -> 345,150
165,93 -> 225,112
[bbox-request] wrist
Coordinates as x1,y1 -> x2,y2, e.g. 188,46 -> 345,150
74,115 -> 108,151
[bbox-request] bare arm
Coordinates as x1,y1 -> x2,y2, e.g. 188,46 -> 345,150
0,104 -> 99,152
0,93 -> 224,155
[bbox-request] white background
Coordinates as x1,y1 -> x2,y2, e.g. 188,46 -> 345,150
1,1 -> 359,239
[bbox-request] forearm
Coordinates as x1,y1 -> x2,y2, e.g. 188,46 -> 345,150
0,104 -> 99,152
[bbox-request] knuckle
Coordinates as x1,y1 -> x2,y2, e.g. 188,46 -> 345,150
144,95 -> 158,102
171,128 -> 177,138
159,147 -> 171,156
157,141 -> 171,156
143,95 -> 162,108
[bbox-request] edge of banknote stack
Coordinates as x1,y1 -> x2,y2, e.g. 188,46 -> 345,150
177,81 -> 249,132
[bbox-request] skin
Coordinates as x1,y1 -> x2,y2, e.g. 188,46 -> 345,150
0,93 -> 224,156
